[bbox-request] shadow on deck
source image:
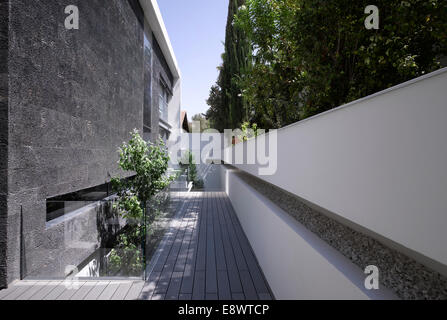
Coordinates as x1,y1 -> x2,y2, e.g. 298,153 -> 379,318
0,192 -> 273,300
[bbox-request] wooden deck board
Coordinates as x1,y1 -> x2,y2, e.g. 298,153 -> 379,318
70,281 -> 98,300
191,270 -> 206,300
195,193 -> 207,272
180,194 -> 202,294
139,271 -> 160,300
217,270 -> 232,300
18,281 -> 51,300
0,192 -> 273,301
205,192 -> 218,294
179,293 -> 192,300
111,282 -> 133,300
165,271 -> 183,300
222,195 -> 272,297
56,281 -> 86,300
124,281 -> 145,300
215,193 -> 244,294
83,281 -> 110,300
2,281 -> 37,300
219,193 -> 269,299
0,286 -> 17,300
152,193 -> 194,273
29,281 -> 62,300
97,281 -> 120,300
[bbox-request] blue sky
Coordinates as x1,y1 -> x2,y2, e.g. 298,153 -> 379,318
158,0 -> 229,118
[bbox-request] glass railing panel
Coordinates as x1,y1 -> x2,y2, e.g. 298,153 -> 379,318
22,172 -> 188,281
143,186 -> 183,277
23,199 -> 144,280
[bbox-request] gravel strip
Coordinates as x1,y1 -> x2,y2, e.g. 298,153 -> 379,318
235,170 -> 447,300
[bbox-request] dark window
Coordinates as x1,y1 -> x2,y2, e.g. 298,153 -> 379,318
159,127 -> 170,144
143,32 -> 152,130
127,0 -> 144,28
152,34 -> 174,86
159,83 -> 169,122
46,177 -> 135,222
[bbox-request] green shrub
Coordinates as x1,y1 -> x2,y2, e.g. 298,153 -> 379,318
109,130 -> 173,274
179,151 -> 204,189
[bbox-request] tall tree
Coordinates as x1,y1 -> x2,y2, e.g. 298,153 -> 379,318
191,113 -> 210,133
236,0 -> 447,129
207,0 -> 250,131
222,0 -> 251,128
206,64 -> 227,132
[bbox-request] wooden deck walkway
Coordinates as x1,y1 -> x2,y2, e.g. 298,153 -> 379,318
0,192 -> 272,300
0,280 -> 145,300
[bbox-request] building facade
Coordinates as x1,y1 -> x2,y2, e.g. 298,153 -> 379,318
0,0 -> 181,287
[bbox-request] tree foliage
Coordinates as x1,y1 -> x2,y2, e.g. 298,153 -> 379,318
232,0 -> 447,129
240,121 -> 259,141
191,113 -> 210,132
206,0 -> 250,131
111,129 -> 173,219
108,130 -> 173,274
179,151 -> 204,189
206,76 -> 226,132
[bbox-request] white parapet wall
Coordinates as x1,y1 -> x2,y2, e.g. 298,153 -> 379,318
226,68 -> 447,274
223,167 -> 397,299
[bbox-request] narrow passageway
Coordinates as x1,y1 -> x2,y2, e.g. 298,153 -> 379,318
0,192 -> 272,300
140,192 -> 273,300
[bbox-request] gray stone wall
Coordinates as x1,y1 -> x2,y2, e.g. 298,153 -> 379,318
5,0 -> 145,284
0,0 -> 9,289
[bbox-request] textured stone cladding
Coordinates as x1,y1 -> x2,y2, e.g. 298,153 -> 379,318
235,170 -> 447,300
6,0 -> 144,284
0,0 -> 9,290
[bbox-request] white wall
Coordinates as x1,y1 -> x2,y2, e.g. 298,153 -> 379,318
223,167 -> 397,299
196,164 -> 223,191
169,132 -> 224,190
227,68 -> 447,271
